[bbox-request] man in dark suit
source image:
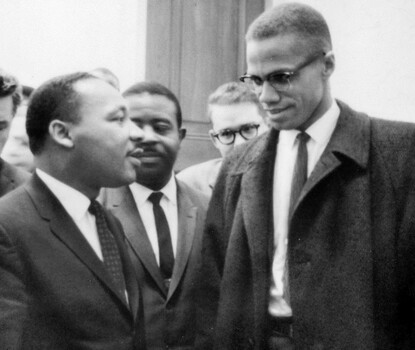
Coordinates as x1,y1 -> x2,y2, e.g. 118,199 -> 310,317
101,82 -> 209,350
0,69 -> 30,196
196,3 -> 415,350
0,72 -> 146,349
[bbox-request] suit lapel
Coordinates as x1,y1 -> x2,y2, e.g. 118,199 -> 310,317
26,175 -> 131,312
107,186 -> 167,296
167,182 -> 197,300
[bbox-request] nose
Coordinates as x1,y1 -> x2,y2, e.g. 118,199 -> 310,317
141,125 -> 159,143
129,120 -> 144,142
258,81 -> 281,105
234,133 -> 246,146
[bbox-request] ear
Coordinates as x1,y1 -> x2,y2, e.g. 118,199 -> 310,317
208,129 -> 220,150
178,128 -> 186,141
49,119 -> 74,149
322,51 -> 335,79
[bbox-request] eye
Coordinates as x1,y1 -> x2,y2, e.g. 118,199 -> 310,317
268,72 -> 292,86
154,122 -> 171,133
113,113 -> 126,123
240,124 -> 259,139
218,129 -> 235,139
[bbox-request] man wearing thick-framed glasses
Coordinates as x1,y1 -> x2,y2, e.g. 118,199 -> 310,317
197,3 -> 415,350
177,81 -> 267,196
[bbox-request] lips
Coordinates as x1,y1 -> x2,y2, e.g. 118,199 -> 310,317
127,148 -> 143,158
265,106 -> 290,115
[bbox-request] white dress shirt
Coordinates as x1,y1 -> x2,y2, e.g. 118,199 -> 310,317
36,169 -> 104,260
269,101 -> 340,317
129,174 -> 178,266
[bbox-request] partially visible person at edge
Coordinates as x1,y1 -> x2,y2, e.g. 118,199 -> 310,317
196,3 -> 415,350
177,81 -> 268,197
0,72 -> 146,349
2,85 -> 35,173
0,69 -> 30,196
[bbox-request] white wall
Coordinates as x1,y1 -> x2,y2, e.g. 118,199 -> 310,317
0,0 -> 147,91
269,0 -> 415,122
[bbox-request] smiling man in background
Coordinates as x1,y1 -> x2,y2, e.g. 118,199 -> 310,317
101,81 -> 209,350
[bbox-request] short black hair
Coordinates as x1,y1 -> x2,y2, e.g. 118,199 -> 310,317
246,2 -> 332,55
26,72 -> 96,155
123,81 -> 182,128
0,69 -> 22,116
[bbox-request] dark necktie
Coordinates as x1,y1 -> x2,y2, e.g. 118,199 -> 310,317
89,200 -> 127,301
289,132 -> 310,218
148,192 -> 175,281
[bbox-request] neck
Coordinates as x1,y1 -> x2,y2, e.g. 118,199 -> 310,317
35,156 -> 99,199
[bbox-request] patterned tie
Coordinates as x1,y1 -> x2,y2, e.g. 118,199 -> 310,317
148,192 -> 175,281
289,132 -> 310,218
88,200 -> 127,301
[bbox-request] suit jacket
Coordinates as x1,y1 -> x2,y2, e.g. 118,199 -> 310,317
176,158 -> 222,197
0,174 -> 146,350
101,180 -> 209,350
0,158 -> 30,197
196,101 -> 415,350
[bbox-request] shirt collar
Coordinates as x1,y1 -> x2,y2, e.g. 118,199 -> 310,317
278,100 -> 340,147
306,100 -> 340,146
129,172 -> 177,207
35,168 -> 91,221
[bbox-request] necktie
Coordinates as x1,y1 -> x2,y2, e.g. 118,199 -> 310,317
148,192 -> 175,281
289,132 -> 310,218
284,132 -> 310,305
89,200 -> 127,301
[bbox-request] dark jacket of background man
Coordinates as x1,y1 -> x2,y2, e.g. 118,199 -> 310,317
101,81 -> 209,350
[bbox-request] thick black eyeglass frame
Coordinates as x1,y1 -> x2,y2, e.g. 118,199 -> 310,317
212,123 -> 260,145
239,51 -> 326,93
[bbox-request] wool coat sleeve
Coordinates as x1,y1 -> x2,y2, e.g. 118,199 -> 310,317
194,154 -> 239,350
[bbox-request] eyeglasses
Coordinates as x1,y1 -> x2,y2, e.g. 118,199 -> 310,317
212,123 -> 260,145
239,52 -> 326,93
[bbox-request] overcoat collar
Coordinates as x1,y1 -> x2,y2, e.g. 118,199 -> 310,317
25,174 -> 137,319
235,100 -> 370,236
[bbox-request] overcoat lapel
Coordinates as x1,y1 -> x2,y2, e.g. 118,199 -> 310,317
293,101 -> 370,215
239,129 -> 279,326
167,182 -> 197,300
109,187 -> 167,296
26,175 -> 131,311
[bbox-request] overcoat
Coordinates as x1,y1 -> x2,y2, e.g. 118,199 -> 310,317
196,101 -> 415,350
101,180 -> 209,350
0,174 -> 146,350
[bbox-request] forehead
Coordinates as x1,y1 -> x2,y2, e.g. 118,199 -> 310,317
75,78 -> 125,113
210,102 -> 263,130
126,93 -> 177,120
246,34 -> 310,75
